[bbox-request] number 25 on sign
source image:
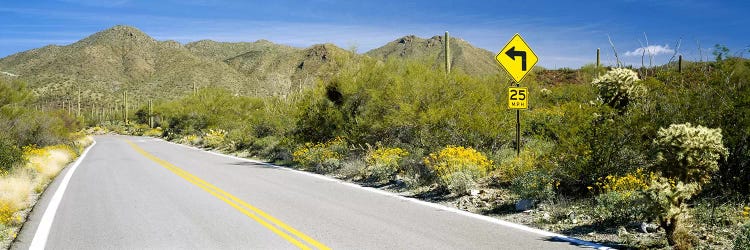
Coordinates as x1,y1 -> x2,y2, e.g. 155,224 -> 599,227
508,87 -> 528,109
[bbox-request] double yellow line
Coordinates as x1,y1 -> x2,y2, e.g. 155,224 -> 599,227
125,140 -> 330,250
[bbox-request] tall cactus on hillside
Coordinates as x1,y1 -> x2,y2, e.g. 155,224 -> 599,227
444,31 -> 451,74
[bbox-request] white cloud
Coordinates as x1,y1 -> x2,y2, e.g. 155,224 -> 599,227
624,45 -> 675,56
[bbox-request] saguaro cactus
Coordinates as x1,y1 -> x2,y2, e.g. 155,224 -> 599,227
444,31 -> 451,74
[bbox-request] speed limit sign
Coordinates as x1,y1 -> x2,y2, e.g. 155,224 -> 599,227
508,87 -> 528,109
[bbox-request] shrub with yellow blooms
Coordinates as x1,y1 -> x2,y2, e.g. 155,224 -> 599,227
179,134 -> 201,146
362,147 -> 409,182
595,168 -> 652,195
593,168 -> 654,223
142,127 -> 163,137
292,137 -> 347,173
424,146 -> 492,194
203,129 -> 228,149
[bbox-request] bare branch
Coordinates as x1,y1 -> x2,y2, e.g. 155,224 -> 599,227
608,34 -> 621,67
668,37 -> 682,64
644,32 -> 653,68
638,39 -> 646,70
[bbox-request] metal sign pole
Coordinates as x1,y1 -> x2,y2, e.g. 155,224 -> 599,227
515,82 -> 520,156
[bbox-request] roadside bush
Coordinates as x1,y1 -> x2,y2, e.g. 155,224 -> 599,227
0,173 -> 32,226
593,169 -> 653,222
362,146 -> 409,182
292,137 -> 348,173
424,146 -> 493,194
179,134 -> 201,146
142,127 -> 163,137
736,222 -> 750,250
493,139 -> 554,184
127,123 -> 150,136
250,136 -> 291,162
24,144 -> 77,180
203,129 -> 228,149
511,170 -> 558,203
0,136 -> 22,173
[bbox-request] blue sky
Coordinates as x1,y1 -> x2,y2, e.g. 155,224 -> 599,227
0,0 -> 748,68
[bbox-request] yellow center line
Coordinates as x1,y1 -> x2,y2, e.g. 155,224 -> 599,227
124,139 -> 331,250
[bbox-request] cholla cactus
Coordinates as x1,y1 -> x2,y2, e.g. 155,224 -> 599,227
592,68 -> 646,111
654,123 -> 728,184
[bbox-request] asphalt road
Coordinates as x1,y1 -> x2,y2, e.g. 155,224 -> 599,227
12,135 -> 601,249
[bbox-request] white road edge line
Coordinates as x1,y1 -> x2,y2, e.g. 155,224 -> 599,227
154,137 -> 613,250
29,140 -> 97,250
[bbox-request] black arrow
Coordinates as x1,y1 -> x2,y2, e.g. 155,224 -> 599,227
505,46 -> 527,71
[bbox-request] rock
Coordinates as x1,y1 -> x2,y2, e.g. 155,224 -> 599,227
470,189 -> 481,196
568,211 -> 576,220
617,226 -> 629,237
515,199 -> 535,211
542,212 -> 551,222
639,222 -> 658,233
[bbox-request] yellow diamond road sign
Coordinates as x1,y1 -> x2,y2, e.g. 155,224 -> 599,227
496,33 -> 538,83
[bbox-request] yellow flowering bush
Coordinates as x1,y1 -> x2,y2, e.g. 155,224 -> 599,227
179,134 -> 201,145
292,137 -> 347,173
0,175 -> 30,226
203,129 -> 227,148
743,206 -> 750,220
362,147 -> 409,182
424,146 -> 492,194
595,168 -> 653,196
142,127 -> 163,137
0,203 -> 16,225
593,168 -> 655,222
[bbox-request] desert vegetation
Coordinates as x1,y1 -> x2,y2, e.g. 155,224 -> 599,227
0,78 -> 92,248
86,50 -> 750,249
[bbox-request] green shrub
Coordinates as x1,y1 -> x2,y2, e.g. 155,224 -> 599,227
424,146 -> 493,194
127,123 -> 150,136
0,136 -> 22,173
594,191 -> 649,223
510,170 -> 558,203
142,127 -> 163,137
493,139 -> 554,184
362,146 -> 409,182
178,134 -> 202,146
292,137 -> 348,173
202,129 -> 228,149
250,136 -> 291,162
593,169 -> 653,222
736,222 -> 750,250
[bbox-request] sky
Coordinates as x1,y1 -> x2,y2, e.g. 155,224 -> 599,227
0,0 -> 748,68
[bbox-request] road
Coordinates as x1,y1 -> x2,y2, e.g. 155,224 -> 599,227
12,135 -> 602,249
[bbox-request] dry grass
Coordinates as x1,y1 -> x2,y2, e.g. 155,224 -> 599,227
26,145 -> 76,180
1,135 -> 92,247
0,173 -> 34,225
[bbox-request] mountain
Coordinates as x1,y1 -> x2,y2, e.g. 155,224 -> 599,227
0,25 -> 501,109
0,26 -> 253,106
0,25 -> 353,106
365,35 -> 500,76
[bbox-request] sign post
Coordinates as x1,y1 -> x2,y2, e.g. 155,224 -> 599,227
495,34 -> 537,156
